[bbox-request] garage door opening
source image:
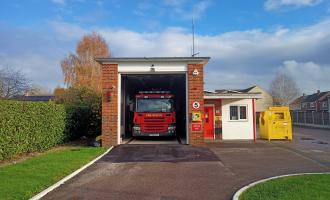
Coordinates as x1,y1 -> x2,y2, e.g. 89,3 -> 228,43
120,74 -> 187,144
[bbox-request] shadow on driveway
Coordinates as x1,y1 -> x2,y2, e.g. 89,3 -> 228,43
100,144 -> 220,163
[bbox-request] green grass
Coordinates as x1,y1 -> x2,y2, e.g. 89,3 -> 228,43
0,146 -> 107,200
240,174 -> 330,200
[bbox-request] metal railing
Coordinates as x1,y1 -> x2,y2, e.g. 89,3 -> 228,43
291,110 -> 330,129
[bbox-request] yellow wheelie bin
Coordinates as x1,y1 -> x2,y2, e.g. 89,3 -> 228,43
259,107 -> 292,141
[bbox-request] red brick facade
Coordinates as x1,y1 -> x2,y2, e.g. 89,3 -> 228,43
101,62 -> 207,146
188,64 -> 205,144
101,64 -> 118,147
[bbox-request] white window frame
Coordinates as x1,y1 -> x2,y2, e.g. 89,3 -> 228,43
310,102 -> 316,108
302,102 -> 307,108
229,105 -> 248,121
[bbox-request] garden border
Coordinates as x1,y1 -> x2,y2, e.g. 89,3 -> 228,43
30,146 -> 113,200
232,172 -> 330,200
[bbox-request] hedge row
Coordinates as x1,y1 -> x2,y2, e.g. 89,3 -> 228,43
0,100 -> 93,161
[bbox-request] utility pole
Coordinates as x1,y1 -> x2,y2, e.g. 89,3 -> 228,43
328,96 -> 330,127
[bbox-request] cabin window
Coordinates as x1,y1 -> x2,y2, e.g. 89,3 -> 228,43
230,105 -> 248,121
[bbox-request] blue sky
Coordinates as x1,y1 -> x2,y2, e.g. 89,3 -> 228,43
1,0 -> 330,93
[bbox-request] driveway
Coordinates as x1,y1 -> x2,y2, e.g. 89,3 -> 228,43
43,128 -> 330,200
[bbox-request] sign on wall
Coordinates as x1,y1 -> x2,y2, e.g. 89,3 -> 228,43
192,123 -> 202,131
192,111 -> 202,122
215,116 -> 222,121
192,101 -> 200,109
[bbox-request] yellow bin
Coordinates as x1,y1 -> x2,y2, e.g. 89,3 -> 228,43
259,107 -> 292,141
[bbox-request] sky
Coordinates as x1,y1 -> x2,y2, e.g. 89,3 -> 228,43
0,0 -> 330,94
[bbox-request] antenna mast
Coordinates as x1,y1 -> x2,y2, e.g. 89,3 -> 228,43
191,16 -> 199,57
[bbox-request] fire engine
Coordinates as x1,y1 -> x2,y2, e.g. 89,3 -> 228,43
132,91 -> 176,137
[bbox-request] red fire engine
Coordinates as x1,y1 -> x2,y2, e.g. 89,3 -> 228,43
132,91 -> 176,137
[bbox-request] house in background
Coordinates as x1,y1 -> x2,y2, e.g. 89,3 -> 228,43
14,91 -> 54,102
236,86 -> 273,113
215,86 -> 273,123
290,90 -> 330,128
289,96 -> 305,111
292,90 -> 330,112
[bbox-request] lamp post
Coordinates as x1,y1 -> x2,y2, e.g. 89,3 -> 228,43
328,96 -> 330,127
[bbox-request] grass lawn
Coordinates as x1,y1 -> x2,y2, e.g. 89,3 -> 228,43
240,174 -> 330,200
0,146 -> 107,200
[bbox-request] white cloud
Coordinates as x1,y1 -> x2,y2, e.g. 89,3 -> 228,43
279,60 -> 330,92
51,0 -> 66,6
265,0 -> 322,10
1,18 -> 330,93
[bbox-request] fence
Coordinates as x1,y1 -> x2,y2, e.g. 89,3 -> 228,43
291,110 -> 330,129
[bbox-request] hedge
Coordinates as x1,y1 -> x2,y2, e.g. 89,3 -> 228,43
0,100 -> 91,161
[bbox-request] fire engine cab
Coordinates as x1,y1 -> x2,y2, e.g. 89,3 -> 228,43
132,91 -> 176,137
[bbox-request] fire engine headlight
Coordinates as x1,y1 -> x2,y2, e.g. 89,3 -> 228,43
168,125 -> 176,132
133,125 -> 141,131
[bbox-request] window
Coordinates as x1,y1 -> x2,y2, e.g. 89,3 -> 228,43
239,106 -> 247,119
322,101 -> 327,108
302,103 -> 307,108
230,105 -> 247,121
136,99 -> 174,112
310,102 -> 315,108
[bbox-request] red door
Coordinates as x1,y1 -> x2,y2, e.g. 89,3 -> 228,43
204,106 -> 214,139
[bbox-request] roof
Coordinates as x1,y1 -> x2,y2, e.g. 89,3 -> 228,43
95,57 -> 210,64
301,91 -> 330,102
215,86 -> 258,94
14,95 -> 54,101
236,86 -> 256,93
204,90 -> 261,99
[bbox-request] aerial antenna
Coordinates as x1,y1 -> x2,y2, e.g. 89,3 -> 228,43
191,16 -> 199,57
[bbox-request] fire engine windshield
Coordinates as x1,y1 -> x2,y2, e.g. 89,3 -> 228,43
136,98 -> 174,112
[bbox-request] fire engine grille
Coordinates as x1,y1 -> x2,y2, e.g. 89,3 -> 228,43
143,125 -> 167,132
144,118 -> 166,122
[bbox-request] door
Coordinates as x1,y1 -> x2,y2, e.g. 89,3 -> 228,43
204,106 -> 214,139
272,112 -> 287,138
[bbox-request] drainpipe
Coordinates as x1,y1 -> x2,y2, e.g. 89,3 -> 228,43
252,98 -> 257,144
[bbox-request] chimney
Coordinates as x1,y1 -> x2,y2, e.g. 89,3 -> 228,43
302,93 -> 305,96
317,90 -> 320,94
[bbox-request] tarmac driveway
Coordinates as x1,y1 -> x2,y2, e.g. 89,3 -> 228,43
43,129 -> 330,200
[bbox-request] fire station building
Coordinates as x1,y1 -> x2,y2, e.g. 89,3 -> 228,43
96,57 -> 261,147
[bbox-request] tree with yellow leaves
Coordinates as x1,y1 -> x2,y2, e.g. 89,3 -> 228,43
61,32 -> 110,93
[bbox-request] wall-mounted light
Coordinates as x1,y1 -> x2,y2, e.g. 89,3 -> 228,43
105,91 -> 112,102
150,64 -> 155,72
192,69 -> 199,76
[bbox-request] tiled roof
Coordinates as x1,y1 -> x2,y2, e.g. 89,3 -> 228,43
301,92 -> 329,102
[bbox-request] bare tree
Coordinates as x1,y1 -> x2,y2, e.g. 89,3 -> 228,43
270,72 -> 300,106
0,67 -> 30,99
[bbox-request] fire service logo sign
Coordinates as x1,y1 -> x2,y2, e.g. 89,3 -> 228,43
192,111 -> 202,122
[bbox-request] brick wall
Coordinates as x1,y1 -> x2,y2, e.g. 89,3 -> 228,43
101,64 -> 118,147
188,64 -> 205,145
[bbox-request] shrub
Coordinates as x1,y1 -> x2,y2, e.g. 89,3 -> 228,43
54,86 -> 102,138
0,100 -> 67,160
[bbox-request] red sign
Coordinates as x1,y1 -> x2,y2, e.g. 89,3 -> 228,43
192,123 -> 202,131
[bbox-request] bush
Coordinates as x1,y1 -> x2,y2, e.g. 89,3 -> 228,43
54,87 -> 102,138
0,100 -> 68,160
